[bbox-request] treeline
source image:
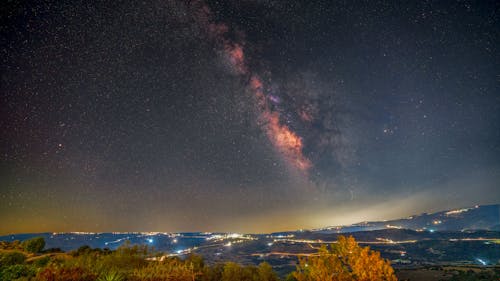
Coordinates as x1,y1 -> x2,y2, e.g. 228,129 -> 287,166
0,236 -> 397,281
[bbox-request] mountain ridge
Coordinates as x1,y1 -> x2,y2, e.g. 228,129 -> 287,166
311,204 -> 500,234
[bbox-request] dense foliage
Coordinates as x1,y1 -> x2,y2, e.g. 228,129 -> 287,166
292,236 -> 397,281
0,236 -> 402,281
21,237 -> 46,254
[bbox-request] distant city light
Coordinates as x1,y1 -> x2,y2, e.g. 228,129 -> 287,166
445,208 -> 471,216
385,224 -> 402,229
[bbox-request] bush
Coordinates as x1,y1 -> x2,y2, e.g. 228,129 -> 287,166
0,241 -> 286,281
202,263 -> 224,281
71,245 -> 112,258
293,235 -> 397,281
97,270 -> 125,281
43,247 -> 63,254
130,258 -> 200,281
21,237 -> 45,253
258,262 -> 280,281
36,265 -> 97,281
221,262 -> 261,281
0,251 -> 26,267
0,264 -> 35,281
33,255 -> 51,267
72,245 -> 92,257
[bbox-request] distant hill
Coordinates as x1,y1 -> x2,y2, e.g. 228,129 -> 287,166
0,204 -> 498,253
0,204 -> 499,271
313,204 -> 500,234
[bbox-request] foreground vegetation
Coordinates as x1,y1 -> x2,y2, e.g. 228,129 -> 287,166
1,236 -> 398,281
395,265 -> 500,281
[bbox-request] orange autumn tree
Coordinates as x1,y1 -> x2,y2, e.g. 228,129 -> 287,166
292,236 -> 397,281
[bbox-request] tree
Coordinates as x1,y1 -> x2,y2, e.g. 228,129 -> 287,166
293,236 -> 397,281
21,237 -> 45,253
72,245 -> 92,256
220,262 -> 261,281
185,253 -> 205,272
258,262 -> 280,281
221,262 -> 245,281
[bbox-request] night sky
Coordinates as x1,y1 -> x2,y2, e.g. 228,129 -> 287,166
1,0 -> 499,234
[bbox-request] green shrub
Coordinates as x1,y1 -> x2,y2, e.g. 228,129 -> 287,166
221,262 -> 259,281
0,251 -> 26,267
202,263 -> 224,281
285,273 -> 298,281
33,255 -> 51,267
98,243 -> 149,270
72,245 -> 93,257
97,270 -> 125,281
0,264 -> 35,281
43,247 -> 62,253
185,254 -> 205,272
21,237 -> 45,253
258,262 -> 280,281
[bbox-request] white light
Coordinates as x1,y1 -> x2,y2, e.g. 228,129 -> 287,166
176,250 -> 183,254
172,238 -> 178,243
476,258 -> 487,266
147,238 -> 153,243
267,242 -> 273,247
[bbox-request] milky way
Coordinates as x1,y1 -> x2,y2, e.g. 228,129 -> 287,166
192,1 -> 312,173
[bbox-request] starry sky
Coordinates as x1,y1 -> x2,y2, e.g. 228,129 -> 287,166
1,0 -> 499,234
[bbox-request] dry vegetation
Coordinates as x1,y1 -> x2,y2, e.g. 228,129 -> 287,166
2,236 -> 398,281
